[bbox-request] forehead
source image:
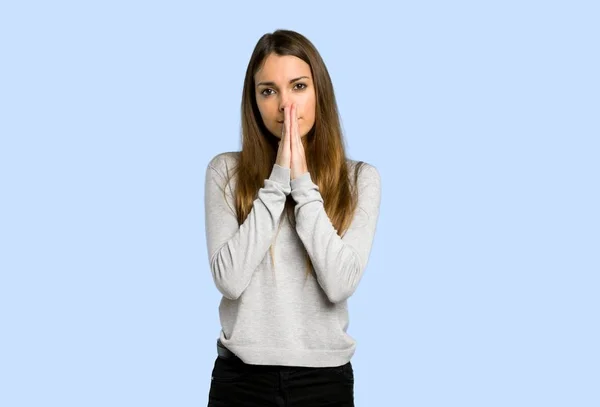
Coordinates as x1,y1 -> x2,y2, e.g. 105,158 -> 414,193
255,54 -> 312,81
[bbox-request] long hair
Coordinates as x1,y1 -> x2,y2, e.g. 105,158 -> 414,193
222,29 -> 365,281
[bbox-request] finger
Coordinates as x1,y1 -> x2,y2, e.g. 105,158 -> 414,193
285,105 -> 291,147
289,105 -> 292,135
292,103 -> 300,149
293,103 -> 298,141
282,105 -> 286,139
288,105 -> 292,167
291,105 -> 297,172
283,105 -> 288,141
290,104 -> 295,152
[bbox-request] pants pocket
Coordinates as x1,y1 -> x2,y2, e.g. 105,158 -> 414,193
210,356 -> 248,383
335,362 -> 354,384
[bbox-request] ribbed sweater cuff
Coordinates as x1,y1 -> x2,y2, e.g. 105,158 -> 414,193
269,164 -> 291,192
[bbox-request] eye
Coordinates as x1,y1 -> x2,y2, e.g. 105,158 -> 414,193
259,83 -> 307,97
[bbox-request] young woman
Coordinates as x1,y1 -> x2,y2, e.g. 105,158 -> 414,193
204,29 -> 381,406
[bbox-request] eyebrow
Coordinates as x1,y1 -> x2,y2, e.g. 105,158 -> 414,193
256,76 -> 310,87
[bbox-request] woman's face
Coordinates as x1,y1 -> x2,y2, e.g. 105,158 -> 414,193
254,53 -> 316,139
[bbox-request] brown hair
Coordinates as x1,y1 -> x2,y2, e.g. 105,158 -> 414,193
222,29 -> 365,281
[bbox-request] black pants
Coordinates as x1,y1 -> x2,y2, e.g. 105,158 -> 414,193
207,351 -> 355,406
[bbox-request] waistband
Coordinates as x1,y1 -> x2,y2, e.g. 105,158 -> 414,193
216,339 -> 239,361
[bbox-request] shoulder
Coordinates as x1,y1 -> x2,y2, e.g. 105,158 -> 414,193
346,159 -> 381,212
207,151 -> 241,176
345,158 -> 380,186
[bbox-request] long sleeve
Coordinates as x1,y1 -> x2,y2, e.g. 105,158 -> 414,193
290,163 -> 381,304
204,154 -> 291,300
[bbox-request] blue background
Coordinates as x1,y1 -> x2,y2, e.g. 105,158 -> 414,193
1,1 -> 598,406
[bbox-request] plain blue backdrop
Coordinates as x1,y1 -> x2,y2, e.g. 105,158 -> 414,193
1,1 -> 598,406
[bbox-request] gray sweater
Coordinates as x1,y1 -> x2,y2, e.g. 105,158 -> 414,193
204,151 -> 381,367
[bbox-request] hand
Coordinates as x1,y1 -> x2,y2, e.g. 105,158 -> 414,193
288,103 -> 308,180
275,106 -> 291,169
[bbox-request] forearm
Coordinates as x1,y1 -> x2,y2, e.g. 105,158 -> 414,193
206,163 -> 291,299
290,166 -> 381,303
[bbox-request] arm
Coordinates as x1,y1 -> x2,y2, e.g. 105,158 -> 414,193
290,163 -> 381,303
204,154 -> 291,300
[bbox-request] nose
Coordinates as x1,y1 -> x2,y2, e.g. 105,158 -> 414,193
278,92 -> 293,113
